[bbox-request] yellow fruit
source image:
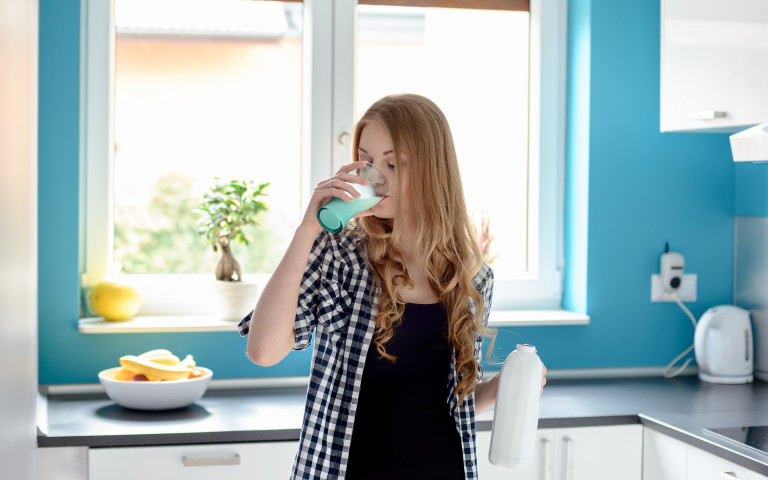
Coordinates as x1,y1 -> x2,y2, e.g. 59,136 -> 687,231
144,354 -> 181,366
113,367 -> 137,381
179,354 -> 196,369
138,349 -> 182,365
88,281 -> 142,321
119,355 -> 193,381
138,349 -> 172,358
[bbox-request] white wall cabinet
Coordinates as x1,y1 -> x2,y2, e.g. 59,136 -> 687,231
476,424 -> 642,480
660,0 -> 768,132
643,427 -> 768,480
88,441 -> 298,480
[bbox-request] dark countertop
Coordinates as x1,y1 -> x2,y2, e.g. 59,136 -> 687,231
38,375 -> 768,474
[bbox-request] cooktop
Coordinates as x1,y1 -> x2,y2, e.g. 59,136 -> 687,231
705,426 -> 768,457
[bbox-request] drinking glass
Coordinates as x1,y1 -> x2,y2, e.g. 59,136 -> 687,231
317,163 -> 388,233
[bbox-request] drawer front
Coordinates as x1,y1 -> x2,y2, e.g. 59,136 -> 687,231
89,441 -> 298,480
687,445 -> 768,480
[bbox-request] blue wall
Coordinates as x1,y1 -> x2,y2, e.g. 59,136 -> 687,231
39,0 -> 737,383
495,0 -> 735,369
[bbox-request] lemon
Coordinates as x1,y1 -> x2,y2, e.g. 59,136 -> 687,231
88,281 -> 142,321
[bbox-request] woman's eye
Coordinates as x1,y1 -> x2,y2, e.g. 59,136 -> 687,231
387,163 -> 395,169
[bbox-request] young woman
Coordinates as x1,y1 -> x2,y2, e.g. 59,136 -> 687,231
239,94 -> 546,479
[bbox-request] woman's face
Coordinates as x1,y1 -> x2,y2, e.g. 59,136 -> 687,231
357,121 -> 412,221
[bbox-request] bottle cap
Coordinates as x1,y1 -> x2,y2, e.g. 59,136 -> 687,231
516,344 -> 536,354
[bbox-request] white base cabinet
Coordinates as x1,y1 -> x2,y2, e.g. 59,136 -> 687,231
88,441 -> 298,480
37,446 -> 88,480
643,427 -> 768,480
476,424 -> 642,480
643,427 -> 687,480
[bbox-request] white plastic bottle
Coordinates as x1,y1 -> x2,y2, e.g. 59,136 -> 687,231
489,344 -> 543,469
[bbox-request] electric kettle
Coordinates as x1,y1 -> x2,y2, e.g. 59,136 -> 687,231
694,305 -> 753,384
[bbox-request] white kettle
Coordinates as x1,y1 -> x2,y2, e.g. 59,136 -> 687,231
694,305 -> 753,384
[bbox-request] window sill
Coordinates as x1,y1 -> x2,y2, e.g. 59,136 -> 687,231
78,309 -> 588,333
78,316 -> 241,333
488,309 -> 590,327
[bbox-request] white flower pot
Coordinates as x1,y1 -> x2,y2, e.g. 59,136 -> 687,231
212,280 -> 259,322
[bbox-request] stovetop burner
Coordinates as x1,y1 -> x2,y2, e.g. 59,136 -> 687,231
705,426 -> 768,457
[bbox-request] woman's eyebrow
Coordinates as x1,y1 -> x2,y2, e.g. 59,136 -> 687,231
358,147 -> 394,156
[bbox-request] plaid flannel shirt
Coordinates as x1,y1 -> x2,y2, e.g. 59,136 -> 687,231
239,230 -> 494,479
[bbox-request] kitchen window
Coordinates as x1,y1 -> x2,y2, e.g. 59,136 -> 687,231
80,0 -> 570,327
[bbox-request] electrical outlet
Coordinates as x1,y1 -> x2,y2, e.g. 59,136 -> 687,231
651,274 -> 697,302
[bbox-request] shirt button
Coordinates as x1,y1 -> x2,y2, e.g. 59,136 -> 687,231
463,432 -> 471,440
465,460 -> 473,468
344,434 -> 352,440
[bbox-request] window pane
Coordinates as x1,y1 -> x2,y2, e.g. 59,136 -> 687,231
113,0 -> 303,275
356,5 -> 530,279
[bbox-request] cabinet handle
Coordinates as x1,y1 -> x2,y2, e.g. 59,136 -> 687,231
719,472 -> 738,479
182,453 -> 241,467
562,437 -> 574,480
688,110 -> 727,120
540,438 -> 552,480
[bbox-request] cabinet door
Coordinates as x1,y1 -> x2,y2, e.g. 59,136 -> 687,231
89,441 -> 298,480
476,429 -> 555,480
555,425 -> 643,480
477,425 -> 642,480
660,0 -> 768,132
687,444 -> 768,480
38,447 -> 89,480
643,427 -> 687,480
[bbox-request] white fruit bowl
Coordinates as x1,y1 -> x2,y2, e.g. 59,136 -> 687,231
98,366 -> 213,410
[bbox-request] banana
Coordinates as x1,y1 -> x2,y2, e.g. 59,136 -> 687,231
119,355 -> 193,381
179,354 -> 196,369
138,349 -> 173,358
143,354 -> 181,366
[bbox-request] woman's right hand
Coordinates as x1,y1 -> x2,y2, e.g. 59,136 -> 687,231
299,160 -> 370,232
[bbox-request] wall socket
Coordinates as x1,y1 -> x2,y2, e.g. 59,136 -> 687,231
651,274 -> 697,302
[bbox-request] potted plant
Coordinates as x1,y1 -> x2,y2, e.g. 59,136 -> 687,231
473,211 -> 498,265
195,179 -> 269,320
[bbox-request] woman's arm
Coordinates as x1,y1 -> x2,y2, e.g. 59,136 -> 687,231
245,161 -> 370,367
474,373 -> 500,415
245,224 -> 321,366
474,364 -> 548,415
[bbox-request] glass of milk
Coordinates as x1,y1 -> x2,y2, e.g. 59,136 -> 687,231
317,162 -> 388,233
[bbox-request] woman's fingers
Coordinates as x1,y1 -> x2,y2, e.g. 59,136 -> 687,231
314,161 -> 368,187
314,161 -> 370,201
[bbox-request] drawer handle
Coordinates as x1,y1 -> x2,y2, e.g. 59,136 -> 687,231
540,438 -> 552,480
720,472 -> 738,479
562,437 -> 574,480
688,110 -> 727,120
182,453 -> 241,467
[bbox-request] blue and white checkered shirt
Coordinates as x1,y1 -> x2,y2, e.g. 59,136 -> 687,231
239,230 -> 494,479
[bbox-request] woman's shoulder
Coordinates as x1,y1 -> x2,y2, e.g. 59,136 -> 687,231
472,262 -> 494,291
313,227 -> 368,266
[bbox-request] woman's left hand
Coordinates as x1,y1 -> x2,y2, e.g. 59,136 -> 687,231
540,363 -> 547,394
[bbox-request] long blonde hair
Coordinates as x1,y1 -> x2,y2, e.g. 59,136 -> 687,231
353,94 -> 495,405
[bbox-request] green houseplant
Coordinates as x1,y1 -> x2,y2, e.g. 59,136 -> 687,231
195,179 -> 269,281
195,179 -> 269,321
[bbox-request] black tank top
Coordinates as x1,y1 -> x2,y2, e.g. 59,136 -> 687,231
345,302 -> 465,479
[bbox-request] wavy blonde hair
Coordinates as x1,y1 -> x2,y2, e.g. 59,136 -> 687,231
353,94 -> 495,405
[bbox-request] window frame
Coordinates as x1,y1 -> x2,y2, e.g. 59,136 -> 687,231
80,0 -> 567,316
